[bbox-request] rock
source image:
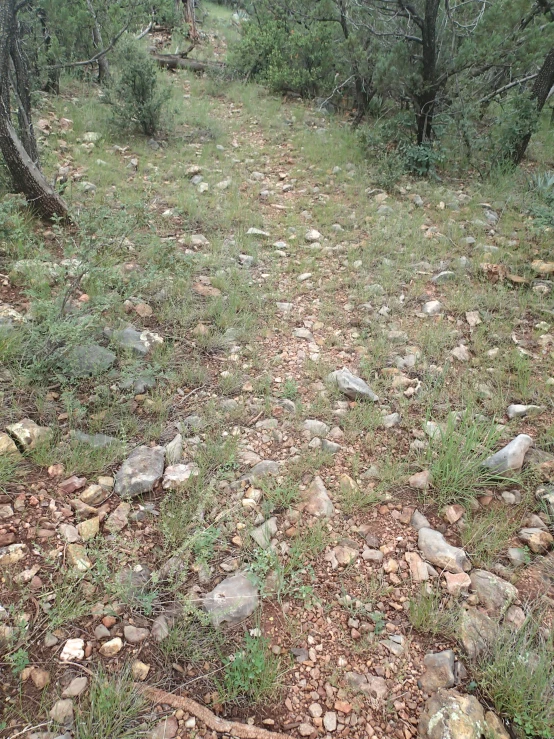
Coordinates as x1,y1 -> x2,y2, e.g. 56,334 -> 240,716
465,311 -> 482,327
418,528 -> 471,573
0,542 -> 26,565
484,711 -> 511,739
165,434 -> 183,466
298,724 -> 314,737
303,419 -> 330,438
483,434 -> 533,473
305,229 -> 322,242
66,544 -> 92,572
382,412 -> 401,428
250,517 -> 278,549
99,637 -> 123,657
443,505 -> 465,524
507,404 -> 542,420
0,432 -> 21,457
151,614 -> 170,642
422,300 -> 441,316
323,712 -> 337,732
507,547 -> 527,567
29,667 -> 50,690
59,524 -> 79,543
345,672 -> 388,703
332,545 -> 357,566
302,476 -> 334,518
6,418 -> 51,449
328,367 -> 379,401
309,703 -> 323,718
105,325 -> 163,355
418,689 -> 485,739
505,605 -> 526,630
77,517 -> 99,542
150,717 -> 179,739
203,573 -> 258,627
420,650 -> 456,693
240,460 -> 279,482
71,430 -> 119,448
79,485 -> 108,506
451,345 -> 471,362
409,471 -> 433,490
518,527 -> 553,553
469,570 -> 517,616
64,345 -> 116,378
246,228 -> 270,237
405,552 -> 429,581
0,504 -> 13,518
115,446 -> 165,498
432,272 -> 455,284
105,502 -> 131,533
62,677 -> 88,698
132,660 -> 151,681
124,625 -> 149,644
162,463 -> 199,489
322,439 -> 341,454
94,624 -> 110,639
444,572 -> 471,596
60,638 -> 85,661
50,699 -> 74,726
411,510 -> 431,530
457,608 -> 496,658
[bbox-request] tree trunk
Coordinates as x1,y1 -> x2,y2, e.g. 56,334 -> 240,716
415,0 -> 441,145
0,0 -> 69,220
85,0 -> 109,83
184,0 -> 197,40
511,47 -> 554,164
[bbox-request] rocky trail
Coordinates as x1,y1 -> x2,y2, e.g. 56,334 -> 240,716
1,11 -> 554,739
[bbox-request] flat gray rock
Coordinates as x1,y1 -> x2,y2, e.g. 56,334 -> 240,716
418,528 -> 471,573
469,569 -> 517,616
420,650 -> 456,693
457,607 -> 496,658
483,434 -> 533,473
240,460 -> 279,482
327,367 -> 378,401
64,345 -> 116,377
115,446 -> 165,498
203,573 -> 258,627
250,517 -> 278,549
302,476 -> 334,518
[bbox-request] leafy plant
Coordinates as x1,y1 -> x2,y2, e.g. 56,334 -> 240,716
217,633 -> 281,704
6,648 -> 30,676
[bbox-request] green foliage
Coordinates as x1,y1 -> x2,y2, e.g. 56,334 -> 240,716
474,619 -> 554,738
217,633 -> 281,704
108,37 -> 172,136
6,648 -> 30,676
408,586 -> 459,637
74,666 -> 147,739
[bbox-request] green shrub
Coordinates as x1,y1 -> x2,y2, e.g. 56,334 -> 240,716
230,19 -> 336,96
217,632 -> 281,704
108,37 -> 172,136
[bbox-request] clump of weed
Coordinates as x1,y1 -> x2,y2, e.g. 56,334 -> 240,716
473,618 -> 554,738
408,586 -> 460,637
217,632 -> 282,705
461,507 -> 524,569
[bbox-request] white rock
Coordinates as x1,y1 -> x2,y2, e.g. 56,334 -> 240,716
60,638 -> 85,662
483,434 -> 533,473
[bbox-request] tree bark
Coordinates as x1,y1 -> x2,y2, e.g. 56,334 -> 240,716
414,0 -> 441,145
511,47 -> 554,164
85,0 -> 109,83
0,0 -> 69,220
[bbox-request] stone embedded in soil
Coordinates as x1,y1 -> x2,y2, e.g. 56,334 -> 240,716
6,418 -> 51,449
203,573 -> 258,627
405,552 -> 429,581
469,569 -> 517,616
105,502 -> 131,533
422,300 -> 441,316
60,638 -> 85,661
66,544 -> 92,571
506,404 -> 542,420
332,544 -> 358,566
409,470 -> 432,490
411,510 -> 431,530
443,504 -> 465,524
507,547 -> 527,567
482,434 -> 533,473
485,711 -> 511,739
99,637 -> 123,657
124,624 -> 149,643
132,659 -> 151,680
302,476 -> 334,518
115,445 -> 165,498
71,430 -> 119,449
240,459 -> 279,482
28,666 -> 50,690
64,345 -> 116,378
150,717 -> 179,739
0,432 -> 21,457
418,528 -> 471,573
323,712 -> 337,732
327,367 -> 379,401
444,571 -> 471,596
419,689 -> 485,739
79,484 -> 108,506
77,516 -> 99,542
457,607 -> 496,659
105,324 -> 163,355
250,517 -> 278,549
162,462 -> 199,489
345,672 -> 388,704
151,614 -> 170,642
50,698 -> 74,726
303,419 -> 330,438
165,433 -> 183,464
62,676 -> 88,698
419,650 -> 456,693
518,527 -> 553,553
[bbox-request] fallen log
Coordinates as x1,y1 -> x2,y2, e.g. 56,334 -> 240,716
151,52 -> 224,73
138,685 -> 291,739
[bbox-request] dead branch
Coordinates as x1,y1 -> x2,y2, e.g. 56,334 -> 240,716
137,685 -> 291,739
